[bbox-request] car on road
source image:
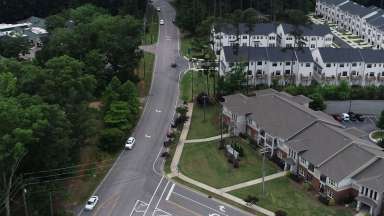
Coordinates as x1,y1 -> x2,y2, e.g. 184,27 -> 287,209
159,19 -> 165,25
332,114 -> 342,122
85,196 -> 98,211
125,137 -> 136,149
156,7 -> 161,12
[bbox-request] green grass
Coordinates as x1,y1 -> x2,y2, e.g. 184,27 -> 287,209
143,7 -> 159,45
179,138 -> 280,188
181,35 -> 193,58
230,177 -> 353,216
180,70 -> 215,102
137,52 -> 155,96
372,131 -> 384,140
187,104 -> 221,139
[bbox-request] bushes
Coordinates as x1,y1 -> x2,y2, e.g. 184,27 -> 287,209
275,210 -> 288,216
98,128 -> 124,152
318,194 -> 330,205
244,195 -> 259,205
231,143 -> 245,157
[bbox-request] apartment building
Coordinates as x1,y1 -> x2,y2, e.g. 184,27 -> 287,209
316,0 -> 384,49
276,23 -> 333,49
222,89 -> 384,216
312,48 -> 384,86
220,46 -> 314,86
212,23 -> 332,53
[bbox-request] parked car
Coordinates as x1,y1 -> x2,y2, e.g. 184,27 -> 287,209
355,114 -> 365,122
159,19 -> 164,25
156,7 -> 161,12
171,62 -> 177,68
332,114 -> 342,122
341,113 -> 350,121
125,137 -> 136,149
85,196 -> 99,210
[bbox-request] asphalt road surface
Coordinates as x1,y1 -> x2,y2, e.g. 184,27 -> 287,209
78,0 -> 252,216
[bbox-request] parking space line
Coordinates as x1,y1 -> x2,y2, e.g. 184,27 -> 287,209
155,181 -> 170,210
165,184 -> 175,201
172,192 -> 228,216
143,176 -> 165,216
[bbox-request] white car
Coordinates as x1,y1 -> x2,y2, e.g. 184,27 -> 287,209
341,113 -> 350,121
159,19 -> 165,25
125,137 -> 136,149
85,196 -> 98,210
156,7 -> 161,12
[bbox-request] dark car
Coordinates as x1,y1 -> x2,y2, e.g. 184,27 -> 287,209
171,63 -> 177,68
332,114 -> 342,122
348,112 -> 357,121
355,114 -> 365,122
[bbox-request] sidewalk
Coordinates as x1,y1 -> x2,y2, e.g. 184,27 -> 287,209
184,134 -> 230,143
220,171 -> 288,193
168,103 -> 277,216
170,103 -> 194,174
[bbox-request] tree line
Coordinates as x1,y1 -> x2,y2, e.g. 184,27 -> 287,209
0,0 -> 149,22
0,4 -> 144,215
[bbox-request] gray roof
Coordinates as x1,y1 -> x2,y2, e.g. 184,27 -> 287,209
320,0 -> 350,6
319,144 -> 375,182
318,48 -> 363,63
215,23 -> 277,35
339,1 -> 378,18
318,48 -> 384,63
359,49 -> 384,63
223,90 -> 341,140
281,24 -> 332,36
353,158 -> 384,192
223,46 -> 313,63
287,123 -> 352,165
343,127 -> 368,138
366,11 -> 384,31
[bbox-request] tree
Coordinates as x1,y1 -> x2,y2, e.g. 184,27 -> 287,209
0,36 -> 32,58
377,110 -> 384,129
98,128 -> 124,152
104,101 -> 136,131
309,93 -> 326,111
0,72 -> 17,97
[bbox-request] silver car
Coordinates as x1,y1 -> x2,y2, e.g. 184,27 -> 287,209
125,137 -> 136,149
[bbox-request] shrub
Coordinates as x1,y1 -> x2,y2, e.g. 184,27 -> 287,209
161,152 -> 170,158
233,159 -> 240,168
329,198 -> 336,206
244,195 -> 259,204
378,139 -> 384,148
275,210 -> 287,216
196,92 -> 211,107
318,194 -> 330,205
303,182 -> 313,191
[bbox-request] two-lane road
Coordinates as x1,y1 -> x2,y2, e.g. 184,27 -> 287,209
79,0 -> 253,215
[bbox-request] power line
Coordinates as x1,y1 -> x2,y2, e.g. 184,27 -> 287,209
25,162 -> 113,182
23,158 -> 116,176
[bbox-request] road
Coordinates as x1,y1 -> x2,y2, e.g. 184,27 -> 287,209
325,100 -> 384,116
78,0 -> 252,216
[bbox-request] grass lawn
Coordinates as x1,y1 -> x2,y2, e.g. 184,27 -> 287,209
179,138 -> 280,188
230,177 -> 353,216
180,70 -> 216,102
136,52 -> 155,96
187,104 -> 221,139
372,130 -> 384,140
143,7 -> 159,45
181,35 -> 193,58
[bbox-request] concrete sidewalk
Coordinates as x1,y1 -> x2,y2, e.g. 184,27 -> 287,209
220,171 -> 288,192
170,103 -> 194,174
184,134 -> 230,143
168,103 -> 276,216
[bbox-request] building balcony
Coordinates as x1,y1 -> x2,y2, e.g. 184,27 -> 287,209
255,74 -> 267,79
300,74 -> 311,80
350,74 -> 362,80
365,75 -> 377,81
321,74 -> 336,81
378,75 -> 384,81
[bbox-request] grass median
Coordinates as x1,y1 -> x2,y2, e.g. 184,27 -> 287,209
179,137 -> 280,188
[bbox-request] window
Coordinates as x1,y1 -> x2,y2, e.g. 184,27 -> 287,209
243,35 -> 247,39
256,70 -> 262,74
311,37 -> 316,41
311,44 -> 316,48
299,167 -> 305,177
360,186 -> 364,195
285,70 -> 291,75
327,189 -> 334,199
320,175 -> 327,182
370,72 -> 375,77
257,61 -> 263,65
306,63 -> 311,67
326,63 -> 331,68
370,190 -> 373,198
340,64 -> 344,67
286,62 -> 291,66
374,191 -> 378,200
247,70 -> 252,75
328,178 -> 337,187
381,72 -> 384,76
367,64 -> 372,68
352,63 -> 357,67
272,63 -> 278,67
342,71 -> 348,76
276,71 -> 281,76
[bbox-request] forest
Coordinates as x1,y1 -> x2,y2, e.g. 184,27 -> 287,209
0,3 -> 145,215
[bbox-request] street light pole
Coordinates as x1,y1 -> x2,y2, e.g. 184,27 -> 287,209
23,187 -> 29,216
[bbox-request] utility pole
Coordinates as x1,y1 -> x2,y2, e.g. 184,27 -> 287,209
191,69 -> 194,101
23,187 -> 29,216
49,191 -> 54,216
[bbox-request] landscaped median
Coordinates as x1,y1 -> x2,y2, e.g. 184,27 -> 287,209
230,177 -> 354,216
